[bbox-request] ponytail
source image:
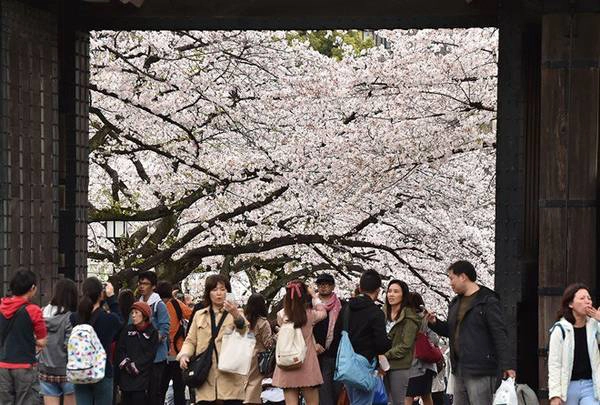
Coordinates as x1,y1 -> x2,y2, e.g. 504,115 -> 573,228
78,277 -> 103,324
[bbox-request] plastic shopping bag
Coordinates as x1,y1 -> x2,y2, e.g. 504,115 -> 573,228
218,330 -> 256,375
372,376 -> 388,405
493,377 -> 518,405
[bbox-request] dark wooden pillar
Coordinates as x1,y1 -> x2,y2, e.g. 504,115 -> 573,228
496,0 -> 541,391
0,0 -> 61,303
0,0 -> 89,302
58,1 -> 90,284
538,12 -> 600,398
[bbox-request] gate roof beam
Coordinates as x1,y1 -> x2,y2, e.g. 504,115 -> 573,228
76,0 -> 499,31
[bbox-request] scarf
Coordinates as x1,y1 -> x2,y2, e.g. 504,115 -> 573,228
323,293 -> 342,349
134,321 -> 151,332
141,292 -> 161,307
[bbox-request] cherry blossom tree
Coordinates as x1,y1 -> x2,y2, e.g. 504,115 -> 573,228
88,28 -> 498,311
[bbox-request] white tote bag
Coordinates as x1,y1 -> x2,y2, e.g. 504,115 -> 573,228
218,330 -> 256,375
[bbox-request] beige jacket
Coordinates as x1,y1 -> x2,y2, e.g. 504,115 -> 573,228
178,307 -> 248,402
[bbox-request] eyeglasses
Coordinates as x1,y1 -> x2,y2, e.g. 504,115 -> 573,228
138,281 -> 152,286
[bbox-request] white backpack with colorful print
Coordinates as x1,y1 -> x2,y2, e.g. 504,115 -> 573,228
66,324 -> 106,384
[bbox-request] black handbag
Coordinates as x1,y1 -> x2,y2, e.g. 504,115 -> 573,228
257,347 -> 276,375
182,308 -> 227,388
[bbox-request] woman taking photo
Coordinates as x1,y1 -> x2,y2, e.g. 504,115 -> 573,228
177,274 -> 247,405
404,292 -> 437,405
71,277 -> 123,405
383,280 -> 420,405
548,283 -> 600,405
244,293 -> 274,405
272,280 -> 326,405
39,278 -> 78,405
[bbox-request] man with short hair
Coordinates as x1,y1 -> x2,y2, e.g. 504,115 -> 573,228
138,271 -> 171,405
427,260 -> 515,405
332,269 -> 392,405
0,269 -> 48,405
313,273 -> 343,405
157,280 -> 192,405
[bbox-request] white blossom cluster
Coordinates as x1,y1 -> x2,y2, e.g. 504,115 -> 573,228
88,29 -> 498,313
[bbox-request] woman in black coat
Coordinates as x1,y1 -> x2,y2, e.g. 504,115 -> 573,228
116,301 -> 159,405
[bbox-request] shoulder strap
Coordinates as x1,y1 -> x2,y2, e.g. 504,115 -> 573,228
208,307 -> 228,357
172,299 -> 183,322
342,304 -> 350,332
1,304 -> 28,347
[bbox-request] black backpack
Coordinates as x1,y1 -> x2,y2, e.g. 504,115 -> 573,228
171,299 -> 188,353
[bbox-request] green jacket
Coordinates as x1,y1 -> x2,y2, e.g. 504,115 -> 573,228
385,307 -> 420,370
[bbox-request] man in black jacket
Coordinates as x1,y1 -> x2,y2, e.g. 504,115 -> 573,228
331,269 -> 391,405
427,260 -> 515,405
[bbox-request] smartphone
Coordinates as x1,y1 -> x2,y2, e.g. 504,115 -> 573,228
419,304 -> 427,313
226,292 -> 237,305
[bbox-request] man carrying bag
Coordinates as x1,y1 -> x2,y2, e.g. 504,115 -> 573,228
330,269 -> 392,405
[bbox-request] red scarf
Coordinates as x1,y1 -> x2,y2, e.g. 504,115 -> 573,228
134,321 -> 151,332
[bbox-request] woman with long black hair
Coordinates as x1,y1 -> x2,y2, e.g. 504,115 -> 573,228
244,293 -> 274,405
71,277 -> 123,405
383,280 -> 420,405
39,278 -> 78,405
404,292 -> 437,405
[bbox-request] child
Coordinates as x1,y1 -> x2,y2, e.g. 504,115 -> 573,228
116,301 -> 158,405
0,269 -> 48,404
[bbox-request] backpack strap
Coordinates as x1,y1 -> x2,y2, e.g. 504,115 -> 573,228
0,304 -> 28,348
171,299 -> 186,352
544,322 -> 566,356
151,302 -> 159,323
549,323 -> 566,340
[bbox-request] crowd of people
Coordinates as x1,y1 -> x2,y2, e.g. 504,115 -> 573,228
0,260 -> 598,405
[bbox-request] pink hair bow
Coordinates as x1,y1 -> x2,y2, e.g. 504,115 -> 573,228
287,282 -> 303,299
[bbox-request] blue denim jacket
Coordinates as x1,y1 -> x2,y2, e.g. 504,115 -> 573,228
140,293 -> 170,363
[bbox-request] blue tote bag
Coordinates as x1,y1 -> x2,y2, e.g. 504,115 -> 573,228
334,305 -> 378,391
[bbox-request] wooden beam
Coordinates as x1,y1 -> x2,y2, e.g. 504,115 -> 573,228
76,0 -> 499,30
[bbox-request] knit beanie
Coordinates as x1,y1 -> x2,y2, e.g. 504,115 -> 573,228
131,301 -> 152,321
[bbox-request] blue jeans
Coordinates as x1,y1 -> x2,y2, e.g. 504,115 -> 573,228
345,384 -> 375,405
40,380 -> 75,397
567,379 -> 600,405
74,376 -> 113,405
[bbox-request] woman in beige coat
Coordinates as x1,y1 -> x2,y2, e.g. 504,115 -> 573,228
243,294 -> 274,405
178,274 -> 247,404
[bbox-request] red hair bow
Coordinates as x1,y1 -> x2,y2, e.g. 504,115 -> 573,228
286,282 -> 303,300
